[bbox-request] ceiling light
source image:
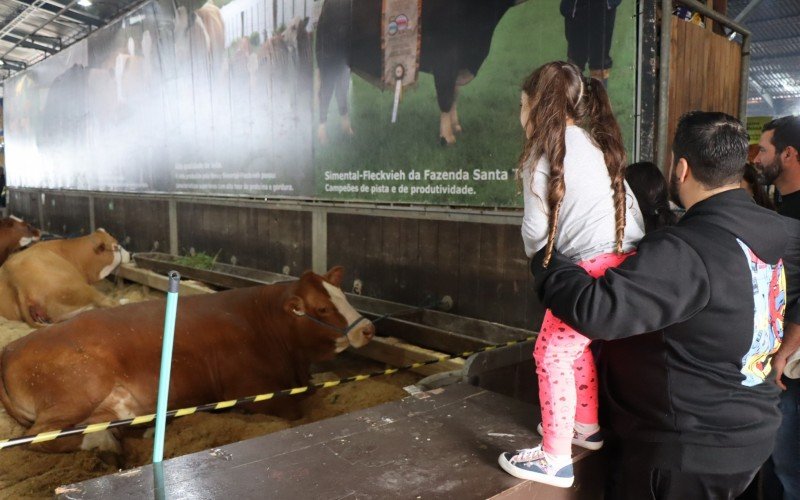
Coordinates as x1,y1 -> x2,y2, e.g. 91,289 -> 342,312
77,0 -> 92,7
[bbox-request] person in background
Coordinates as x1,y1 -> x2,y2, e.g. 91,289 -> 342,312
753,115 -> 800,500
497,61 -> 644,488
560,0 -> 620,86
741,163 -> 775,210
532,111 -> 787,499
625,161 -> 678,233
756,116 -> 800,217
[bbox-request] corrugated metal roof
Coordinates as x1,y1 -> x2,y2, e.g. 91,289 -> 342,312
729,0 -> 800,115
0,0 -> 141,76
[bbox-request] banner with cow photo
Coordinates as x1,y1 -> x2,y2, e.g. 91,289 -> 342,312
5,0 -> 317,196
313,0 -> 637,206
4,0 -> 637,208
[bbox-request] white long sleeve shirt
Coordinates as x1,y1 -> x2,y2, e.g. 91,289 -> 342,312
521,125 -> 645,261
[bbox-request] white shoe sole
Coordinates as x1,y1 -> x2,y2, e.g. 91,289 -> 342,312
537,423 -> 604,451
497,454 -> 574,488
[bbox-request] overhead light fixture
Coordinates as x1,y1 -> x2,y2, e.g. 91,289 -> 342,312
77,0 -> 92,7
0,61 -> 4,66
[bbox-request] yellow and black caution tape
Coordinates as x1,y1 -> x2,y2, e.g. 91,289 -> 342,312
0,336 -> 536,450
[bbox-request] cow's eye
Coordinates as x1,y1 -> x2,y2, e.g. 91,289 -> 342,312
317,306 -> 329,315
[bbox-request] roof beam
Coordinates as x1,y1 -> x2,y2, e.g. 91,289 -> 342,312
13,0 -> 104,26
0,58 -> 27,71
1,32 -> 57,53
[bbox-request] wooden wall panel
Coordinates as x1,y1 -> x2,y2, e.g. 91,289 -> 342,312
41,193 -> 90,237
327,214 -> 541,329
7,190 -> 41,228
8,189 -> 537,329
664,18 -> 742,168
177,203 -> 312,275
93,197 -> 170,253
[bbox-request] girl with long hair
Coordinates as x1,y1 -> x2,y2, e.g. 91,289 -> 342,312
498,61 -> 645,488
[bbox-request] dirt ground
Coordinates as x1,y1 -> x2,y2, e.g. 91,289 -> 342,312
0,281 -> 421,499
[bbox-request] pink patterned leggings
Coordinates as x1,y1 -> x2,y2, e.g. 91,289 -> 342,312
534,251 -> 632,456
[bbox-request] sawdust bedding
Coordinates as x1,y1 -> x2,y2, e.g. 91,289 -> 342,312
0,281 -> 420,499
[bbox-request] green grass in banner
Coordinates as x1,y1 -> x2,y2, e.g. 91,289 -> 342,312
314,0 -> 637,207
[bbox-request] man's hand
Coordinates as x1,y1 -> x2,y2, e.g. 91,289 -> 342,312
773,321 -> 800,391
772,353 -> 788,390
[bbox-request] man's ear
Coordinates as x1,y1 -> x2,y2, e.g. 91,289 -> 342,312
785,146 -> 799,163
676,158 -> 690,183
283,295 -> 305,316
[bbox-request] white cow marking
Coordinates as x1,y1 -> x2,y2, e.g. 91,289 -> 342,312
8,215 -> 22,223
98,246 -> 129,280
322,281 -> 372,348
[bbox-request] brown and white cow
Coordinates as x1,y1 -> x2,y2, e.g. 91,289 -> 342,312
0,266 -> 374,454
0,216 -> 41,266
0,229 -> 130,326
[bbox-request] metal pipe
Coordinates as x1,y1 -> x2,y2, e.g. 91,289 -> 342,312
153,271 -> 181,464
734,0 -> 765,23
677,0 -> 751,36
656,0 -> 672,172
739,32 -> 750,120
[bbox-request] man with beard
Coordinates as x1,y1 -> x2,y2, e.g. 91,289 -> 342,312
756,116 -> 800,217
753,115 -> 800,500
530,111 -> 788,499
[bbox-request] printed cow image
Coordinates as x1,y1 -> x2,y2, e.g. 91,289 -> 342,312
315,0 -> 526,145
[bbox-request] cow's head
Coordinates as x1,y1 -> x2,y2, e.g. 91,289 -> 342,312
284,266 -> 375,359
90,228 -> 132,280
1,215 -> 41,250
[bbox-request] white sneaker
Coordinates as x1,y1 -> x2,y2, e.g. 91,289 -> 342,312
498,444 -> 574,488
537,422 -> 604,450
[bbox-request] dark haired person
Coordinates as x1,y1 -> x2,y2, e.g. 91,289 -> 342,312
753,115 -> 800,500
741,163 -> 776,210
625,161 -> 678,232
756,115 -> 800,217
531,111 -> 787,498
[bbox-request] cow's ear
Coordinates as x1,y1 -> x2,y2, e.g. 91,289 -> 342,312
323,266 -> 345,287
94,242 -> 107,254
284,295 -> 305,317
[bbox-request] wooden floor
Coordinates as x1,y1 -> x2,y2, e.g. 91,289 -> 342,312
55,384 -> 606,499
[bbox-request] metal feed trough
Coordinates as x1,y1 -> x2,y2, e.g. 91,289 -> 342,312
130,252 -> 534,356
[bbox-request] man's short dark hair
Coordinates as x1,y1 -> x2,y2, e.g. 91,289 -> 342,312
672,111 -> 748,188
763,115 -> 800,156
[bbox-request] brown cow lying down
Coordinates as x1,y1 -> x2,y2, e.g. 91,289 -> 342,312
0,266 -> 375,454
0,228 -> 130,326
0,216 -> 41,265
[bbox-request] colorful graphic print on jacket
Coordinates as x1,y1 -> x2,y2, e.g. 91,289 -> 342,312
738,238 -> 785,387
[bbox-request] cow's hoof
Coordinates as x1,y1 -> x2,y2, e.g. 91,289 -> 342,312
453,124 -> 463,135
96,450 -> 122,468
317,125 -> 329,145
439,136 -> 456,147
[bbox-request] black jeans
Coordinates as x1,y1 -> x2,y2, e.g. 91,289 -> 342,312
609,445 -> 759,500
563,0 -> 618,71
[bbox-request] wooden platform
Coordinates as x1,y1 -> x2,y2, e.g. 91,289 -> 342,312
55,384 -> 606,499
